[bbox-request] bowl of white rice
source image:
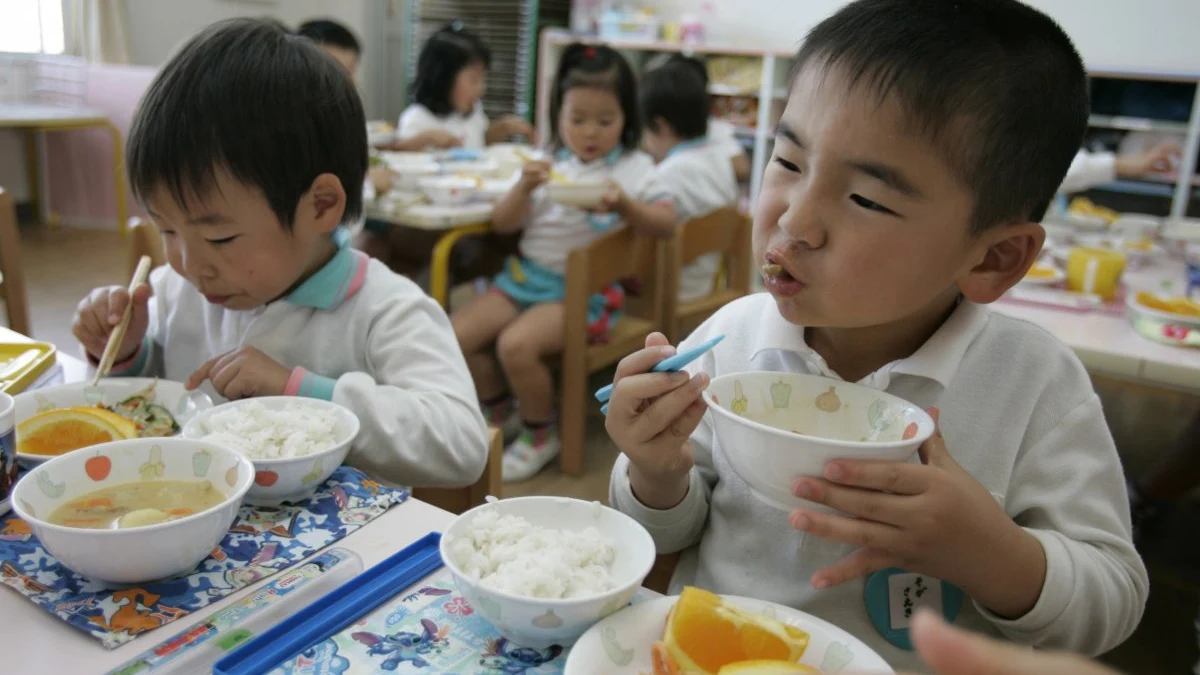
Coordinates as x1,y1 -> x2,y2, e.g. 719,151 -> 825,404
440,496 -> 656,649
182,397 -> 359,505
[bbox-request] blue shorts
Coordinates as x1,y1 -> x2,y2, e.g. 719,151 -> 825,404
491,257 -> 625,342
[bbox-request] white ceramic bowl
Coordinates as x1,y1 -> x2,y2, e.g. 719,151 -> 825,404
1111,214 -> 1162,238
440,496 -> 656,649
14,378 -> 212,464
546,182 -> 608,208
1163,217 -> 1200,254
702,372 -> 935,512
418,176 -> 479,206
182,397 -> 359,506
11,437 -> 253,585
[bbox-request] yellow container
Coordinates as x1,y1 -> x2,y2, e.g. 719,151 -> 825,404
1066,247 -> 1126,301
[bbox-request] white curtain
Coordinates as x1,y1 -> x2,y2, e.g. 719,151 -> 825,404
62,0 -> 131,64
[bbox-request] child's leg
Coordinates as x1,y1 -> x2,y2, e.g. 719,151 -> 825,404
451,292 -> 521,401
495,302 -> 566,481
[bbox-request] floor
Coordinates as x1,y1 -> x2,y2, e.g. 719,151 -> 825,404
8,225 -> 1200,673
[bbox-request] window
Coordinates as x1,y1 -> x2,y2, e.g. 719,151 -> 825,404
0,0 -> 64,54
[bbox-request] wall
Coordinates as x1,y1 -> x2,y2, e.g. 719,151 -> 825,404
647,0 -> 1200,73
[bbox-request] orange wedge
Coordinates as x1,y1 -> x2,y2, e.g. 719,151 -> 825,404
17,406 -> 138,456
719,661 -> 820,674
1136,292 -> 1200,319
660,588 -> 810,675
1025,265 -> 1057,279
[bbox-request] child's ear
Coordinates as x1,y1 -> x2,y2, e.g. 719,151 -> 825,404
956,221 -> 1044,304
301,173 -> 347,235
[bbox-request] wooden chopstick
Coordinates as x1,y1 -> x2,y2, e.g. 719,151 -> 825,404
513,148 -> 569,184
92,255 -> 152,385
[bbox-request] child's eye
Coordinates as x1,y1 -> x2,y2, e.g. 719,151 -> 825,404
207,235 -> 239,246
850,194 -> 897,215
773,157 -> 800,173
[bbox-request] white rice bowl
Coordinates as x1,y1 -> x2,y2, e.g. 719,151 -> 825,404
440,496 -> 655,649
182,397 -> 359,505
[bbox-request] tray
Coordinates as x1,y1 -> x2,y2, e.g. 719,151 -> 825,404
213,533 -> 444,675
0,341 -> 57,394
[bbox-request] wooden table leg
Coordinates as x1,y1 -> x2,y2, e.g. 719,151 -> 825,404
23,128 -> 40,225
429,223 -> 490,309
105,122 -> 129,236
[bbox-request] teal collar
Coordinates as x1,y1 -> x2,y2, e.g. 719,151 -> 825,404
285,230 -> 370,310
666,136 -> 709,159
555,146 -> 624,166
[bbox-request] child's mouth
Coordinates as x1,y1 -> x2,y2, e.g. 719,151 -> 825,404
761,256 -> 805,296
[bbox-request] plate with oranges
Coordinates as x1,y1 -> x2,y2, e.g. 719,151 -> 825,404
1021,263 -> 1065,286
564,587 -> 892,675
14,378 -> 211,465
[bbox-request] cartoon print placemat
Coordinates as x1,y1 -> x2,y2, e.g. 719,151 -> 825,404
268,568 -> 658,675
0,466 -> 408,649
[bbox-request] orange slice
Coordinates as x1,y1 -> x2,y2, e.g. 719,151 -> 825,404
1025,265 -> 1057,279
17,406 -> 138,456
719,660 -> 820,674
661,588 -> 810,675
1136,292 -> 1200,318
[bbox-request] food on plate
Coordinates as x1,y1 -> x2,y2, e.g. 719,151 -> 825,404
17,407 -> 138,456
1024,264 -> 1059,280
650,588 -> 811,675
1135,292 -> 1200,318
716,661 -> 820,674
108,381 -> 181,437
191,400 -> 340,460
443,509 -> 616,599
48,479 -> 224,529
1123,238 -> 1154,252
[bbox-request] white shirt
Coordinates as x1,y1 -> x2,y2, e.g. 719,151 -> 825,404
114,246 -> 489,488
656,138 -> 739,301
519,149 -> 670,273
610,294 -> 1147,672
1060,150 -> 1116,193
397,102 -> 489,150
707,118 -> 745,160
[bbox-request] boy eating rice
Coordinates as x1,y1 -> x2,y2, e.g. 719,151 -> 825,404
72,19 -> 487,487
605,0 -> 1147,669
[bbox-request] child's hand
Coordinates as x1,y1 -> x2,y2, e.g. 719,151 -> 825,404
588,179 -> 627,214
1115,142 -> 1180,177
187,347 -> 291,399
517,160 -> 551,192
788,408 -> 1046,619
368,166 -> 395,194
72,283 -> 152,363
419,129 -> 463,149
497,115 -> 535,139
605,332 -> 710,510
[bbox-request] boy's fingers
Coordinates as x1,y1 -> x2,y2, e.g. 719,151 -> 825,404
611,372 -> 691,410
644,332 -> 669,349
107,290 -> 130,324
658,397 -> 707,441
131,282 -> 153,304
613,344 -> 676,382
630,373 -> 709,440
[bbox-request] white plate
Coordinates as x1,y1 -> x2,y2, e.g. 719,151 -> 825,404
15,378 -> 212,464
564,595 -> 893,674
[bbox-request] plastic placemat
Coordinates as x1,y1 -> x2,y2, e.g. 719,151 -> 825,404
0,465 -> 409,649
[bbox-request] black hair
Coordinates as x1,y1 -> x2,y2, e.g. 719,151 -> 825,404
297,19 -> 360,55
549,43 -> 641,151
794,0 -> 1088,232
641,62 -> 708,139
411,23 -> 491,117
127,18 -> 367,229
666,54 -> 709,89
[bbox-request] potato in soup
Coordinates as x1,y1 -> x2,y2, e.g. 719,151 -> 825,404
48,479 -> 224,530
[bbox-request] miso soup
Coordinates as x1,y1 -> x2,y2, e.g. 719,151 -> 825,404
48,479 -> 225,530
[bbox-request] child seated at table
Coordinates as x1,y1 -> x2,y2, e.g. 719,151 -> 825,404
662,55 -> 751,183
397,23 -> 535,151
640,61 -> 739,302
452,43 -> 675,483
604,0 -> 1148,670
71,18 -> 488,488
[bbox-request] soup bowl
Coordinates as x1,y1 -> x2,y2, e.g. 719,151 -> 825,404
11,437 -> 253,585
702,372 -> 935,512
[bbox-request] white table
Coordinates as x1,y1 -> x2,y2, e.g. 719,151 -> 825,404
993,258 -> 1200,392
0,337 -> 457,673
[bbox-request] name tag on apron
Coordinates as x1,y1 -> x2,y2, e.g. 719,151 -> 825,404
864,567 -> 964,650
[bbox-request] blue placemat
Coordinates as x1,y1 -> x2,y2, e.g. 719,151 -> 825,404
268,568 -> 658,675
0,466 -> 409,649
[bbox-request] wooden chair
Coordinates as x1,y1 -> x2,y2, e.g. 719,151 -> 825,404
414,426 -> 504,514
125,216 -> 503,512
0,188 -> 31,336
644,551 -> 681,595
558,227 -> 668,476
127,217 -> 166,278
661,207 -> 753,343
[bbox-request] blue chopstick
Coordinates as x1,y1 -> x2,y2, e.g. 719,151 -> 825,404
594,335 -> 724,410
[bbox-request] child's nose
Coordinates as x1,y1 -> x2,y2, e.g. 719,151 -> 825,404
777,192 -> 827,250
